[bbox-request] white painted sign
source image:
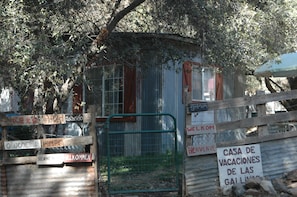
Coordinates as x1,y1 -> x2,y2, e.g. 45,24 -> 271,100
37,154 -> 65,165
37,153 -> 94,165
217,144 -> 263,187
186,124 -> 216,135
187,133 -> 216,156
191,110 -> 214,125
187,110 -> 216,156
4,139 -> 41,150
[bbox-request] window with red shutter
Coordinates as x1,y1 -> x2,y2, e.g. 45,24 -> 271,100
182,61 -> 223,102
73,85 -> 83,113
85,64 -> 136,122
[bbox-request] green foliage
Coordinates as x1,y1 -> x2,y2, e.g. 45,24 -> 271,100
0,0 -> 89,112
1,0 -> 297,112
132,0 -> 297,71
0,0 -> 150,113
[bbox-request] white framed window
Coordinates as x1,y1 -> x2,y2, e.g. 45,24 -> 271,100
86,64 -> 124,117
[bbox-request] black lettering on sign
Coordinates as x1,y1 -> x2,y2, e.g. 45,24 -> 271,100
188,102 -> 208,112
65,114 -> 83,122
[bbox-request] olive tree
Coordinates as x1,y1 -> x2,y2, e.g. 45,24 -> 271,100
1,0 -> 297,115
0,0 -> 146,114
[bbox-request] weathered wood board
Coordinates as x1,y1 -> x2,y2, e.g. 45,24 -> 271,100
7,114 -> 66,126
2,136 -> 92,150
4,139 -> 41,150
1,113 -> 92,126
37,153 -> 94,165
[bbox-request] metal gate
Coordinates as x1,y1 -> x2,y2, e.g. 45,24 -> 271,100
103,113 -> 179,195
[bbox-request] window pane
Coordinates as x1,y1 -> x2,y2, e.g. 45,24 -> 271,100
192,67 -> 202,100
192,66 -> 216,101
86,64 -> 124,117
104,104 -> 112,116
203,68 -> 215,101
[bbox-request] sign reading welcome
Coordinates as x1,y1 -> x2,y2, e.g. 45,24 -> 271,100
217,144 -> 263,187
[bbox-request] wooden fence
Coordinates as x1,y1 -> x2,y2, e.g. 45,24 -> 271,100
0,112 -> 98,197
184,89 -> 297,196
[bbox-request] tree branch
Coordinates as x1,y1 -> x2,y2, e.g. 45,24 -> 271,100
92,0 -> 146,48
265,77 -> 296,111
55,1 -> 147,112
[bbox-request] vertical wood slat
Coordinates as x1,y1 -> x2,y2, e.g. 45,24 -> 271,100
256,90 -> 268,136
89,105 -> 99,195
1,127 -> 8,197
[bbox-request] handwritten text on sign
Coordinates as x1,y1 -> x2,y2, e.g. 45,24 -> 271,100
37,153 -> 93,165
217,144 -> 263,187
187,145 -> 216,156
5,140 -> 41,150
187,133 -> 216,156
188,102 -> 208,112
8,114 -> 66,126
65,113 -> 91,123
186,124 -> 216,136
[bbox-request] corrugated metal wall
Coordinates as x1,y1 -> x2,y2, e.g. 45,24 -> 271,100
184,154 -> 219,196
2,164 -> 95,197
185,136 -> 297,196
261,137 -> 297,179
162,61 -> 185,152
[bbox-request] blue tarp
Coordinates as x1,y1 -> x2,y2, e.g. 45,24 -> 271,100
254,52 -> 297,77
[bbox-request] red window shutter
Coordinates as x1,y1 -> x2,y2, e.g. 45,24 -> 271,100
182,61 -> 223,101
73,85 -> 83,113
182,61 -> 192,92
215,72 -> 223,100
124,66 -> 136,113
182,61 -> 192,103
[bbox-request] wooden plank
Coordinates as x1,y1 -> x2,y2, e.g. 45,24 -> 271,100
216,111 -> 297,132
88,105 -> 99,196
6,114 -> 66,126
37,153 -> 94,165
41,138 -> 64,148
186,144 -> 216,156
4,113 -> 92,126
4,139 -> 41,150
83,113 -> 92,123
65,113 -> 92,123
1,153 -> 94,165
188,89 -> 297,112
185,124 -> 216,136
188,102 -> 208,112
42,136 -> 92,148
0,156 -> 37,165
1,126 -> 8,197
37,154 -> 65,165
41,114 -> 65,125
217,130 -> 297,147
186,133 -> 217,156
1,136 -> 92,150
62,136 -> 93,147
63,153 -> 93,163
8,115 -> 39,126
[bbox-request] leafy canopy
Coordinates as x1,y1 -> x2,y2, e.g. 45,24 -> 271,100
1,0 -> 297,113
